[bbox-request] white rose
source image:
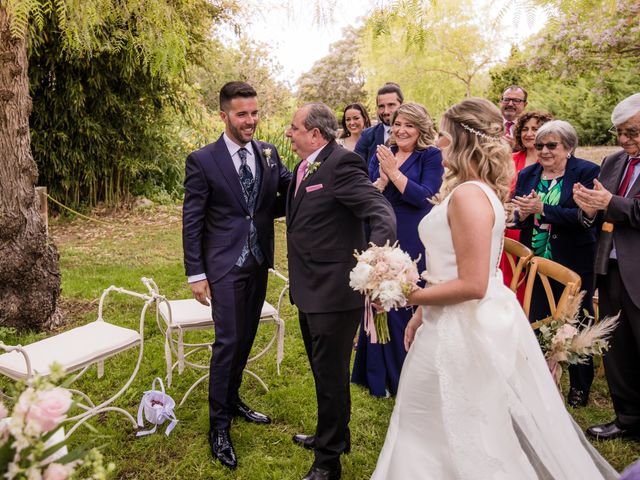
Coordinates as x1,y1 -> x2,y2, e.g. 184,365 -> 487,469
349,262 -> 374,292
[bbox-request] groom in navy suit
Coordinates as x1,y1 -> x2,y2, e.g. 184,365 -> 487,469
182,81 -> 291,469
354,82 -> 403,164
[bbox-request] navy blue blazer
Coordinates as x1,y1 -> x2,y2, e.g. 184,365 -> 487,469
182,135 -> 292,283
514,155 -> 599,275
355,123 -> 386,164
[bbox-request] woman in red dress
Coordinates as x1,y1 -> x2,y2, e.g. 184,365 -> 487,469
501,111 -> 553,299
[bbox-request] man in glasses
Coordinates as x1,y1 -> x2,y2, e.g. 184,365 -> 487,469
499,85 -> 528,146
573,92 -> 640,441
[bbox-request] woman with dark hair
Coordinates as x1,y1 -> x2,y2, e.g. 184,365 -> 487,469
352,102 -> 443,397
500,111 -> 553,297
338,103 -> 371,151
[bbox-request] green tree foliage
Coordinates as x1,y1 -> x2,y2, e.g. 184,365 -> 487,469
489,0 -> 640,145
6,0 -> 238,209
296,26 -> 368,111
359,0 -> 497,118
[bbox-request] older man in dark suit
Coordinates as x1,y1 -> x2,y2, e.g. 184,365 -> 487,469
286,103 -> 396,480
354,83 -> 403,164
574,92 -> 640,440
182,81 -> 291,468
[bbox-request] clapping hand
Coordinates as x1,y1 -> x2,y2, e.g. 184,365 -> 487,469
376,144 -> 399,179
573,180 -> 612,218
512,190 -> 543,220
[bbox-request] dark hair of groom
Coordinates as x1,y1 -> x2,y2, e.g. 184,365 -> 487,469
377,82 -> 404,104
219,81 -> 257,112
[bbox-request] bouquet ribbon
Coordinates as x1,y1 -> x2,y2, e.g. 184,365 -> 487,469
364,296 -> 378,344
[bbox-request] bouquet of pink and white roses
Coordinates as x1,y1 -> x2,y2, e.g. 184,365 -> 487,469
349,242 -> 421,344
0,366 -> 114,480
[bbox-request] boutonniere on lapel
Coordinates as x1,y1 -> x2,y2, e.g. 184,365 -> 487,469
303,161 -> 320,180
262,148 -> 275,168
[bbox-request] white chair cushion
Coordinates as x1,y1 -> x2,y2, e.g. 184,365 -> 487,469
158,299 -> 277,328
260,302 -> 278,319
158,299 -> 213,328
0,322 -> 140,380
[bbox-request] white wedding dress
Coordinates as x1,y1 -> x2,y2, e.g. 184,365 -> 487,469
371,181 -> 618,480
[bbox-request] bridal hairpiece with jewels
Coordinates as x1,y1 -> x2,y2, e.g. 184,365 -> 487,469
459,122 -> 501,141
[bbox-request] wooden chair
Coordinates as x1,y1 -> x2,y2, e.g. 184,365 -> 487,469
523,256 -> 582,330
503,237 -> 533,293
0,284 -> 154,439
143,269 -> 289,406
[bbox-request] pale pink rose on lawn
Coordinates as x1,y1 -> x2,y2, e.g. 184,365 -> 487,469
0,401 -> 7,420
43,463 -> 70,480
26,388 -> 72,433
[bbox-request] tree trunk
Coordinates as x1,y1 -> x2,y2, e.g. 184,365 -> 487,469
0,7 -> 61,331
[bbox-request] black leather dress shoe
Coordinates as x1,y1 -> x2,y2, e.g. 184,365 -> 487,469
292,433 -> 350,454
301,466 -> 341,480
567,387 -> 589,408
586,421 -> 640,440
232,400 -> 271,424
209,429 -> 237,469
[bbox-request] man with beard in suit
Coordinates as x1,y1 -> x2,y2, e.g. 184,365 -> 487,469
574,92 -> 640,441
285,103 -> 396,480
182,81 -> 291,469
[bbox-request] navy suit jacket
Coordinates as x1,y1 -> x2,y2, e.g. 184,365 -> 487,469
515,155 -> 599,275
182,135 -> 291,283
354,123 -> 386,164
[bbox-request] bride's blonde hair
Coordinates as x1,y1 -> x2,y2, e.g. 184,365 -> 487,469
434,98 -> 514,204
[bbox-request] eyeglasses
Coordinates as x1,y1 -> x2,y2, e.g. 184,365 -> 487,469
608,126 -> 640,138
501,98 -> 526,104
534,142 -> 560,151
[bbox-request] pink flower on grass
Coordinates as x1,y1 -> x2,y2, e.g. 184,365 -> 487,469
0,401 -> 7,420
43,463 -> 70,480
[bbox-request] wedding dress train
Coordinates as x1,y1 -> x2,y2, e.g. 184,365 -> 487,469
372,181 -> 618,480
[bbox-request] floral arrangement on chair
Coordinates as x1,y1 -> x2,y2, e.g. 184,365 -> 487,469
0,366 -> 114,480
537,291 -> 618,387
349,241 -> 420,343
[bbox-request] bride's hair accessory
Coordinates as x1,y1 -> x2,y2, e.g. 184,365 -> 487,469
459,122 -> 501,141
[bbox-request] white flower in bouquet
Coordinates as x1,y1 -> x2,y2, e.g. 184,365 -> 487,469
349,241 -> 420,343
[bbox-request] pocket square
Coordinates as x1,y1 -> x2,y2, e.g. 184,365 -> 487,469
306,184 -> 324,192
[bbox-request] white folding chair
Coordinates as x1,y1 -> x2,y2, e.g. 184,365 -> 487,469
0,285 -> 154,438
143,269 -> 288,406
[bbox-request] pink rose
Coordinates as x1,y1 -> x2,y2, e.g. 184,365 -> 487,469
26,388 -> 72,433
44,463 -> 70,480
0,402 -> 7,420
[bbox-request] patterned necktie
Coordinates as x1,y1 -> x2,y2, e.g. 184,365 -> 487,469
617,157 -> 640,196
294,159 -> 309,196
238,148 -> 254,196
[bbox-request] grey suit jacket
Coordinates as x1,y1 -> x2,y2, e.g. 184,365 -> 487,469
582,149 -> 640,308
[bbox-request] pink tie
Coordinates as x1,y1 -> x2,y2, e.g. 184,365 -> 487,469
294,159 -> 309,196
505,121 -> 514,136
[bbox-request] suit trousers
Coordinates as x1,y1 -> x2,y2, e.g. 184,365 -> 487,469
208,254 -> 269,430
600,260 -> 640,430
529,272 -> 595,393
299,308 -> 362,470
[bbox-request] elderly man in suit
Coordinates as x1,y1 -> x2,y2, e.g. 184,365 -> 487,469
574,92 -> 640,440
354,82 -> 403,164
286,103 -> 396,480
182,81 -> 291,468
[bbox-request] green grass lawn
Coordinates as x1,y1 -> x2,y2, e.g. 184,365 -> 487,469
2,203 -> 639,478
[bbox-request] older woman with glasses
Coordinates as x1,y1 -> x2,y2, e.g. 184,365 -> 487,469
512,120 -> 600,408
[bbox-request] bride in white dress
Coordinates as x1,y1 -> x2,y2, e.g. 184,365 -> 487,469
371,98 -> 618,480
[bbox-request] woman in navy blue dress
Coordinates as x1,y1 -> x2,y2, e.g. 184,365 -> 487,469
352,103 -> 444,397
